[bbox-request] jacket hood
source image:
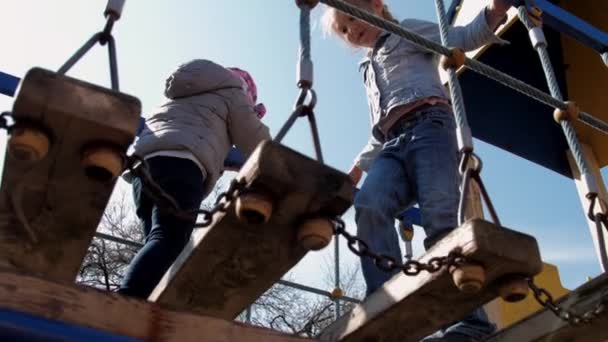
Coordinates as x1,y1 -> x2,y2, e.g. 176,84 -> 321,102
164,59 -> 243,99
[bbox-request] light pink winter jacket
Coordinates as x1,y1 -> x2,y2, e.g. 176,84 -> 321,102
133,59 -> 270,195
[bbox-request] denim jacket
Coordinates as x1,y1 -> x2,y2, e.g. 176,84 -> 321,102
354,8 -> 506,171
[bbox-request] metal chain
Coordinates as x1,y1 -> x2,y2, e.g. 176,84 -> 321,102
332,217 -> 466,276
126,155 -> 246,228
528,279 -> 606,325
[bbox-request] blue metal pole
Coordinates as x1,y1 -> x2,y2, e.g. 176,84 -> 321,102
0,71 -> 19,97
532,0 -> 608,54
334,231 -> 341,319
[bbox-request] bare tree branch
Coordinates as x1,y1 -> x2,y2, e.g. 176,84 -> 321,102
79,179 -> 367,338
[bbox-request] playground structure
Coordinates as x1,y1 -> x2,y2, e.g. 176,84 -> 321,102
0,0 -> 607,341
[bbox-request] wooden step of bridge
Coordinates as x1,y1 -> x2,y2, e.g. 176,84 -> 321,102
149,140 -> 354,319
0,67 -> 140,283
319,219 -> 543,342
0,269 -> 308,342
485,272 -> 608,342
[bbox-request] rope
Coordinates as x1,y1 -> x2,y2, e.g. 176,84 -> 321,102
300,7 -> 311,64
276,1 -> 324,162
433,0 -> 466,127
318,0 -> 608,136
434,0 -> 503,225
517,7 -> 594,186
580,112 -> 608,134
297,3 -> 314,88
433,0 -> 470,137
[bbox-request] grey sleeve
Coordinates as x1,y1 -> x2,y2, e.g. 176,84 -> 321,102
354,135 -> 383,172
400,8 -> 507,52
228,100 -> 271,158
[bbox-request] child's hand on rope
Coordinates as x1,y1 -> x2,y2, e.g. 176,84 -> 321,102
486,0 -> 512,30
348,165 -> 363,186
491,0 -> 512,14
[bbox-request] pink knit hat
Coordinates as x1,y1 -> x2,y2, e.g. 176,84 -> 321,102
228,67 -> 267,119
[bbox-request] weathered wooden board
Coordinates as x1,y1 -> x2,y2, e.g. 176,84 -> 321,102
319,219 -> 542,342
0,269 -> 309,342
486,272 -> 608,342
0,68 -> 140,283
150,140 -> 354,319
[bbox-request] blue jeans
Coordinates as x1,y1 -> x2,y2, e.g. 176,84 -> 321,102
354,107 -> 495,340
118,156 -> 205,299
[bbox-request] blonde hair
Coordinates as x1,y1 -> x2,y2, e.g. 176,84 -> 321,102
321,0 -> 398,38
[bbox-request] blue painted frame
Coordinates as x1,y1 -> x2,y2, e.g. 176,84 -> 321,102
450,0 -> 608,55
532,0 -> 608,54
0,309 -> 140,342
0,71 -> 19,97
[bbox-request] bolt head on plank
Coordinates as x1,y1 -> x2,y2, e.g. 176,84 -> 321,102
440,48 -> 466,70
450,263 -> 486,293
82,145 -> 125,182
498,276 -> 529,302
8,125 -> 50,162
297,217 -> 333,251
235,192 -> 274,224
553,101 -> 580,123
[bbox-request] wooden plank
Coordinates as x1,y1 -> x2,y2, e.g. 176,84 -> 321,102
0,269 -> 309,342
150,140 -> 354,319
319,219 -> 542,342
0,68 -> 141,283
485,273 -> 608,342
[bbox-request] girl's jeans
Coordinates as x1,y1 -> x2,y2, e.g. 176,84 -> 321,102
354,106 -> 496,340
119,156 -> 205,299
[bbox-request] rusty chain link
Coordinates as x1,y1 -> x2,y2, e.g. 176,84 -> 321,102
126,155 -> 246,228
528,278 -> 606,325
332,217 -> 466,276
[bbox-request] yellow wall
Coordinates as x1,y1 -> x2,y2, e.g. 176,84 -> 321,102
560,1 -> 608,167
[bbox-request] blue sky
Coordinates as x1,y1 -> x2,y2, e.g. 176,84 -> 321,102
0,0 -> 605,294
